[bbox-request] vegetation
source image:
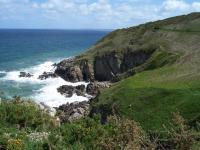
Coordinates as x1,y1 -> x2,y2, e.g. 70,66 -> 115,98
85,12 -> 200,131
0,98 -> 199,150
78,12 -> 200,63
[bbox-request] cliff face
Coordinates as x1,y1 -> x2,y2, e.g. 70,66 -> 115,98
55,49 -> 155,82
94,50 -> 154,81
55,58 -> 94,82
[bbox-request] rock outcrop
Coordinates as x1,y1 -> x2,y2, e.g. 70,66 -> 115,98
55,58 -> 94,83
55,49 -> 154,82
57,84 -> 86,97
57,85 -> 76,97
94,50 -> 154,81
86,83 -> 99,96
38,72 -> 57,80
57,82 -> 110,98
57,101 -> 90,123
75,84 -> 86,96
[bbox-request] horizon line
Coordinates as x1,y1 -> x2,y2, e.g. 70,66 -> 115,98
0,28 -> 115,31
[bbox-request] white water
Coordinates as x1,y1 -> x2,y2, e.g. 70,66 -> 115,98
0,71 -> 6,74
1,60 -> 89,108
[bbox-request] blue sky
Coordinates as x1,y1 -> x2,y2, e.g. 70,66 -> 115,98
0,0 -> 199,29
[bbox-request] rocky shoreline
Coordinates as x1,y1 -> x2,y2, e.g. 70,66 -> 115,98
18,58 -> 111,123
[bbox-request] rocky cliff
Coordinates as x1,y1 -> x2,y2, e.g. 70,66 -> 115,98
55,49 -> 156,82
55,58 -> 94,82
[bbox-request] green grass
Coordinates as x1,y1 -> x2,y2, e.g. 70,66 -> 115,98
94,64 -> 200,131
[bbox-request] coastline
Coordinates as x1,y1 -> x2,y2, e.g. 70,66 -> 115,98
0,57 -> 91,109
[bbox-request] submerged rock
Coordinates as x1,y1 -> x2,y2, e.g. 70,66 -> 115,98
19,72 -> 33,78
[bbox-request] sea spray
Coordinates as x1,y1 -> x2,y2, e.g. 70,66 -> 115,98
1,60 -> 89,108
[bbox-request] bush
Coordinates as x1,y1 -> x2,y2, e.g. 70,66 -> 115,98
0,97 -> 56,131
166,112 -> 195,150
99,116 -> 155,150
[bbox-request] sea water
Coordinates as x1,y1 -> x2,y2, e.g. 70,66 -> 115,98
0,29 -> 109,107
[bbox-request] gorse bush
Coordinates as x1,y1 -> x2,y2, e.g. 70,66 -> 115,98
99,116 -> 155,150
166,112 -> 195,150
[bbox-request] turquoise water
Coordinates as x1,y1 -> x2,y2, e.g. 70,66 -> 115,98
0,29 -> 109,104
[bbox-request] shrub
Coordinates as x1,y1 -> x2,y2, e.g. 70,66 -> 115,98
0,98 -> 57,131
166,112 -> 195,150
99,116 -> 155,150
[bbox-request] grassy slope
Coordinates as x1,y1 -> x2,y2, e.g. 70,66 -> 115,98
90,13 -> 200,131
79,12 -> 200,62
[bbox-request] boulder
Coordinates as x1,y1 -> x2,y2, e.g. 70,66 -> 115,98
19,72 -> 33,78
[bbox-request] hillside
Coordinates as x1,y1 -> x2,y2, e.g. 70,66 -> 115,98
56,13 -> 200,83
54,13 -> 200,131
84,12 -> 200,131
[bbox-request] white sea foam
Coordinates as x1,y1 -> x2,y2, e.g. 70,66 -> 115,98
2,61 -> 56,83
32,78 -> 89,108
0,71 -> 6,74
1,59 -> 90,108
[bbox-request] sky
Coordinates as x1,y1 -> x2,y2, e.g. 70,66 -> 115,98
0,0 -> 199,29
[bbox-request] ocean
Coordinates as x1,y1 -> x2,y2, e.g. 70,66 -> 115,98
0,29 -> 109,107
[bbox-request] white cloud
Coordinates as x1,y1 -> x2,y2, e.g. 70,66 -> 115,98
192,2 -> 200,11
0,0 -> 199,29
162,0 -> 189,11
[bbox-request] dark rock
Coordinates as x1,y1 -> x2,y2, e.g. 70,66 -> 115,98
57,84 -> 86,97
57,85 -> 75,97
94,50 -> 154,81
52,63 -> 57,67
94,52 -> 120,81
75,85 -> 86,96
55,58 -> 94,82
19,72 -> 33,78
120,50 -> 153,72
80,60 -> 95,82
57,101 -> 89,123
38,72 -> 57,80
86,83 -> 99,96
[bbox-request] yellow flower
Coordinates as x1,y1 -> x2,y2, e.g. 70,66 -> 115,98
7,139 -> 23,150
